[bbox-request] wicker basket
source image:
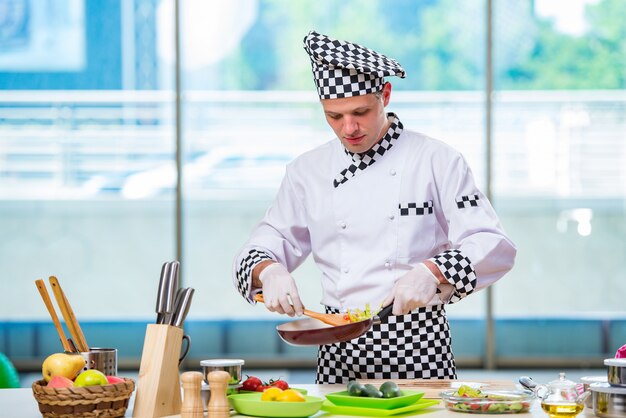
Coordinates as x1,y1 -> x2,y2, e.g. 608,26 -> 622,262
31,378 -> 135,418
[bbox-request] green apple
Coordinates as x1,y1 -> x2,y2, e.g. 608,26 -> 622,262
42,353 -> 86,382
74,369 -> 108,387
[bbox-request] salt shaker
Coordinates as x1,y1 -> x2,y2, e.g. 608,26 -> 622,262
207,370 -> 231,418
181,371 -> 204,418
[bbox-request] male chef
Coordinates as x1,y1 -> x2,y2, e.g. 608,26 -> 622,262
232,30 -> 516,383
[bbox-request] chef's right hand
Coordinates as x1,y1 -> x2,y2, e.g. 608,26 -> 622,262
258,263 -> 304,317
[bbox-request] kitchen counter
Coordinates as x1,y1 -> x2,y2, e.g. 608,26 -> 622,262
2,383 -> 598,418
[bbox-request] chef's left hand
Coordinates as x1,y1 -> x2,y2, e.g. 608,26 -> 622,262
383,263 -> 440,315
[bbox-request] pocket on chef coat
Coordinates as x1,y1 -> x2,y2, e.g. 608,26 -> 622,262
397,200 -> 437,259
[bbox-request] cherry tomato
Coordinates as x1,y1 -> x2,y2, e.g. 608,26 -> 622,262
270,379 -> 289,390
256,385 -> 272,392
241,376 -> 262,391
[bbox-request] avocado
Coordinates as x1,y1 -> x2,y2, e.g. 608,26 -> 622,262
362,383 -> 383,398
347,380 -> 365,396
379,381 -> 401,398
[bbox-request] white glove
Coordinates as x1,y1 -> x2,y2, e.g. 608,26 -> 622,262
258,263 -> 304,317
382,263 -> 441,315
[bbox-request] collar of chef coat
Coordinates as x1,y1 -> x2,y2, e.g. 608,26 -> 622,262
333,112 -> 403,188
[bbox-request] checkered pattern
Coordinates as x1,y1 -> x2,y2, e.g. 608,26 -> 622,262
235,249 -> 274,299
429,249 -> 476,304
333,114 -> 403,188
316,304 -> 456,383
303,30 -> 406,99
399,201 -> 434,216
456,194 -> 480,209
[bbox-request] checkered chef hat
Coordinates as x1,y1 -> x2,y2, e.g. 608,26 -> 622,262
303,30 -> 406,100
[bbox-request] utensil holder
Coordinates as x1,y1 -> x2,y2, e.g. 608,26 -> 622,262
80,347 -> 117,376
132,324 -> 183,418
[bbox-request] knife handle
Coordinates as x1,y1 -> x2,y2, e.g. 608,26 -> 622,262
156,262 -> 172,321
173,288 -> 195,327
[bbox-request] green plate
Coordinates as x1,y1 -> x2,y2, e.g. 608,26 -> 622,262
228,392 -> 323,417
325,390 -> 425,409
321,398 -> 440,416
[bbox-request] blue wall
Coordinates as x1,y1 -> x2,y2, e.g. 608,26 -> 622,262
2,318 -> 624,370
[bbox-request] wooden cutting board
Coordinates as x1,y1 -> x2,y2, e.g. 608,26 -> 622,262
358,379 -> 518,398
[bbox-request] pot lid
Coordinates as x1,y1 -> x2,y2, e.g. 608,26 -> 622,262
579,376 -> 607,384
590,382 -> 626,394
200,359 -> 245,366
604,358 -> 626,367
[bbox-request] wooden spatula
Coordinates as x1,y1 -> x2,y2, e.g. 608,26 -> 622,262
254,293 -> 350,326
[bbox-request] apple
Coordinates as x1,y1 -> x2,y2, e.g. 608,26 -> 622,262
74,369 -> 108,387
47,375 -> 74,388
106,375 -> 125,384
42,353 -> 86,382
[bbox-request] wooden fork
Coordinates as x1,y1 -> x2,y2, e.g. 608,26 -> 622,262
253,294 -> 350,326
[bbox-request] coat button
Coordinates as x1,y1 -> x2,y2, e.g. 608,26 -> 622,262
389,169 -> 397,176
339,221 -> 346,229
388,214 -> 395,220
342,267 -> 350,274
384,262 -> 392,268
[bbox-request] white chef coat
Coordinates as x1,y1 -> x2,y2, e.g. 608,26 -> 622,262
233,114 -> 516,311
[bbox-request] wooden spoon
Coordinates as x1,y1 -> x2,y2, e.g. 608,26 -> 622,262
49,276 -> 90,352
254,293 -> 350,326
35,279 -> 74,352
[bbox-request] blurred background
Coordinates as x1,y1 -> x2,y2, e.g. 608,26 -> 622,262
0,0 -> 625,385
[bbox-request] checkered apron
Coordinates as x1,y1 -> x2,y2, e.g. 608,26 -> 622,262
315,304 -> 456,384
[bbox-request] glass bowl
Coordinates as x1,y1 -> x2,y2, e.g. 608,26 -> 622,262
440,389 -> 535,414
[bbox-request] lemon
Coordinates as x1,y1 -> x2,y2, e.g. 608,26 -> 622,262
260,387 -> 283,401
277,388 -> 306,402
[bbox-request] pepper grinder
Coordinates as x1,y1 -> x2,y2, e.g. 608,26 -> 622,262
180,371 -> 204,418
207,370 -> 231,418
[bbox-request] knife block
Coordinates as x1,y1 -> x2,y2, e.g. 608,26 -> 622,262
133,324 -> 184,418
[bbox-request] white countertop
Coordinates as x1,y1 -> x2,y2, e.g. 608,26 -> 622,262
0,383 -> 600,418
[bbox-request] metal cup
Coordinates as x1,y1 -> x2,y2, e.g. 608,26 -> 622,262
80,347 -> 117,376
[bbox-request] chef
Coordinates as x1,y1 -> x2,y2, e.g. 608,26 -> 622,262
232,30 -> 516,383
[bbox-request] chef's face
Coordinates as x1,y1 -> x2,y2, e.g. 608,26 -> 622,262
321,82 -> 392,154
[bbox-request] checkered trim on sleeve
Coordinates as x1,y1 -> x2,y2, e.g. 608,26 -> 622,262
429,249 -> 476,303
235,249 -> 274,300
399,201 -> 433,216
456,194 -> 480,209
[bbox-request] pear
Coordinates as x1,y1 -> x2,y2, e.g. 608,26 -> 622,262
41,353 -> 86,382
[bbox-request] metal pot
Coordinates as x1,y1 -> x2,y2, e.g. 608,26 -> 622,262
606,359 -> 626,388
590,383 -> 626,418
200,359 -> 244,385
275,304 -> 393,346
580,376 -> 607,408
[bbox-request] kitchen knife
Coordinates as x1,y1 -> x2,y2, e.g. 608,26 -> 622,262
170,287 -> 185,326
155,262 -> 172,324
172,287 -> 194,328
162,261 -> 180,324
